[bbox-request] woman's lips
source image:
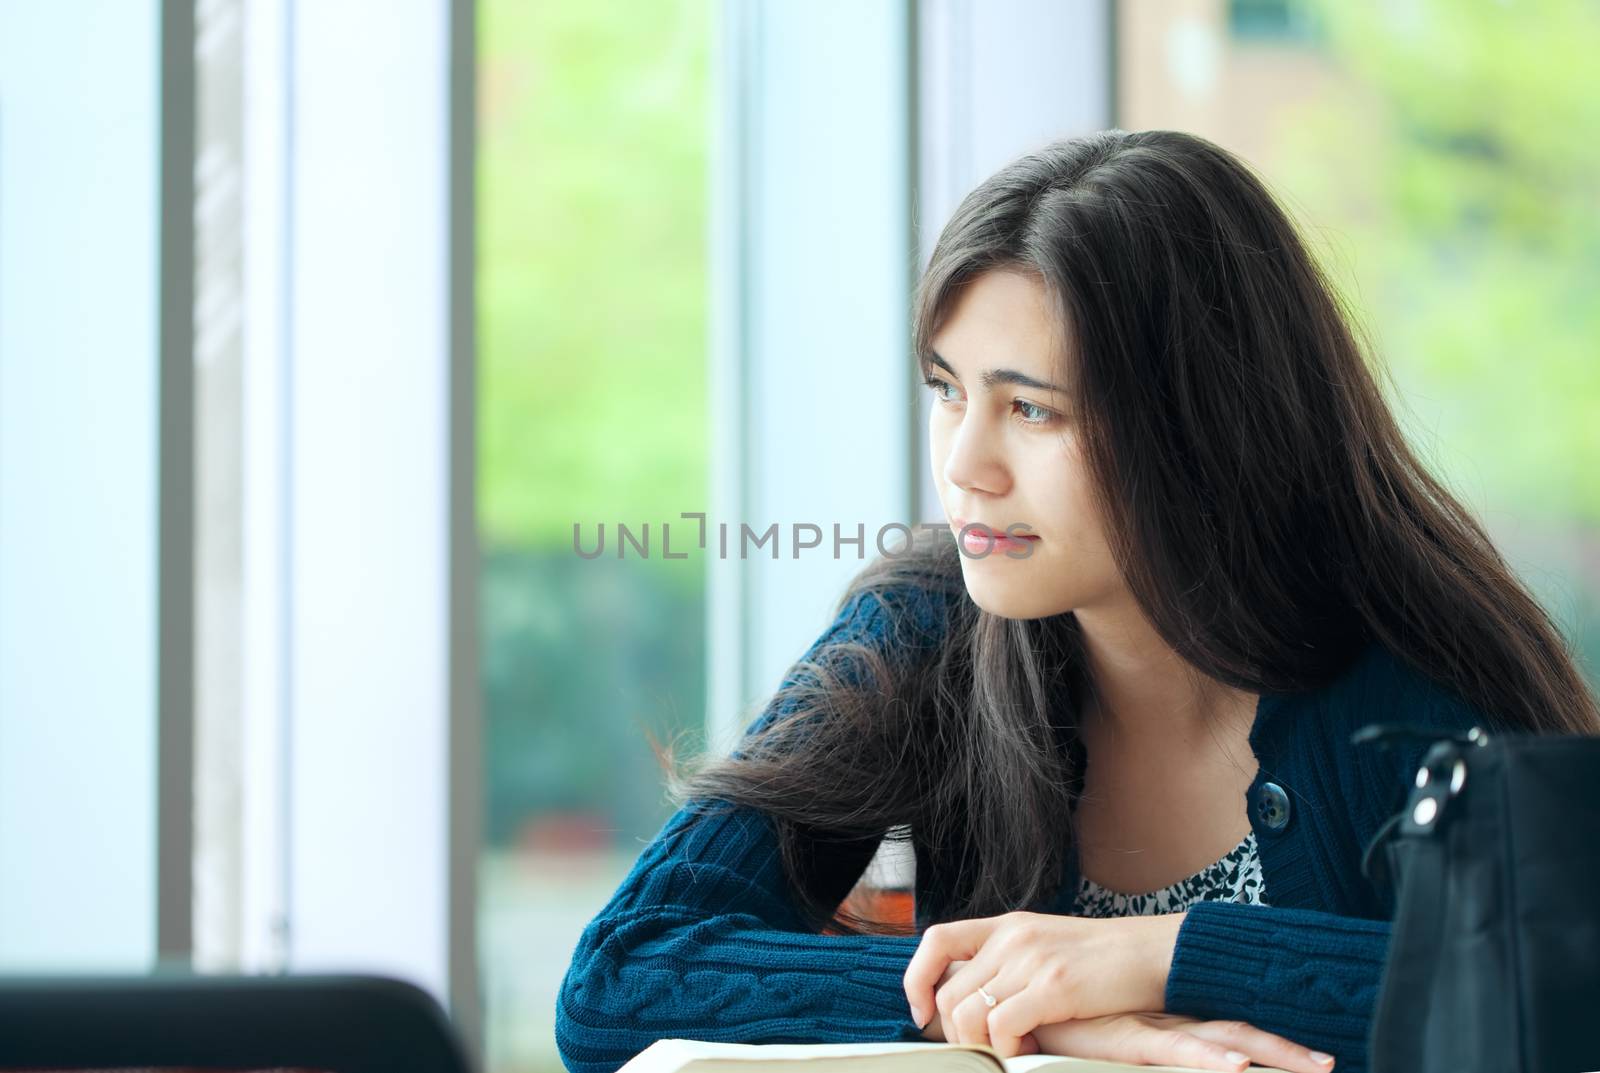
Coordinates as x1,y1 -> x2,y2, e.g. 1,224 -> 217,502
949,516 -> 1041,555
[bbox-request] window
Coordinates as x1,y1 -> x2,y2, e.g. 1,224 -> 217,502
476,3 -> 712,1070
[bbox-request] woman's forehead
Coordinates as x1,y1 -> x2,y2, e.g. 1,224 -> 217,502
930,270 -> 1076,383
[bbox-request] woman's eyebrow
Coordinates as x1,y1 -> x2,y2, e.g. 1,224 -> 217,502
928,350 -> 1072,395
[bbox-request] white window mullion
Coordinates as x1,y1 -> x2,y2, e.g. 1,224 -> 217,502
913,0 -> 1114,524
708,0 -> 916,756
238,0 -> 292,976
234,3 -> 479,1062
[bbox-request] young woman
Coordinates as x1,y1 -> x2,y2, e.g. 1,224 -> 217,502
554,129 -> 1600,1073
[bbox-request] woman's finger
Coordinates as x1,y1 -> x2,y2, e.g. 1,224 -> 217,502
983,982 -> 1042,1059
982,973 -> 1084,1054
1182,1019 -> 1337,1073
931,952 -> 1007,1035
903,919 -> 998,1026
948,985 -> 999,1049
1040,1016 -> 1253,1073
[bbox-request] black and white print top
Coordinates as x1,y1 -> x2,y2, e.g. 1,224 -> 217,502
1070,830 -> 1268,917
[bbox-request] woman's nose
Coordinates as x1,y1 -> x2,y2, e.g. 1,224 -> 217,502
941,418 -> 1010,497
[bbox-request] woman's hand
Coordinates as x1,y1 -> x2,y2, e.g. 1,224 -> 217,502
903,910 -> 1186,1056
916,960 -> 1336,1071
919,960 -> 1040,1055
1029,1012 -> 1337,1073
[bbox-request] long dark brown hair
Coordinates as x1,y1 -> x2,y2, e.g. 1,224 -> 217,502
660,128 -> 1600,937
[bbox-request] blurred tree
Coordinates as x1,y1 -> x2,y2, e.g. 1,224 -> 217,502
477,0 -> 712,848
1277,0 -> 1599,524
478,0 -> 710,548
481,549 -> 705,848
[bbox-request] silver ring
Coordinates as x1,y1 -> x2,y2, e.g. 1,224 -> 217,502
977,984 -> 998,1009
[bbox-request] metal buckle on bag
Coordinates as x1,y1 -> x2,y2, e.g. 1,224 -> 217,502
1352,722 -> 1490,895
1403,740 -> 1468,832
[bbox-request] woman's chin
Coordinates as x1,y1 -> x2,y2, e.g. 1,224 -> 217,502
961,570 -> 1072,621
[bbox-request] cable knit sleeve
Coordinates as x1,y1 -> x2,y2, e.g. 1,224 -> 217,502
554,588 -> 931,1073
1164,900 -> 1390,1073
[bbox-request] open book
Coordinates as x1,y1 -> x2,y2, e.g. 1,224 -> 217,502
617,1039 -> 1295,1072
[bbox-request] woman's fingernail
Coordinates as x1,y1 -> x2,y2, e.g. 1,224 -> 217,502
1225,1051 -> 1249,1066
1311,1053 -> 1335,1066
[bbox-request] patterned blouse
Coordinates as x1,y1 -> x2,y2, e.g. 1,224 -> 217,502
1071,830 -> 1268,917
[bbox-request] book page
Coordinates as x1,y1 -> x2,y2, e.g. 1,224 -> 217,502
617,1039 -> 1295,1073
617,1039 -> 1002,1072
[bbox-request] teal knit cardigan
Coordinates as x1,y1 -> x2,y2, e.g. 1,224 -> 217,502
555,583 -> 1496,1073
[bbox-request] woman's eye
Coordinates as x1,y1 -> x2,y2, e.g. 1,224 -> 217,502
924,376 -> 1057,426
923,376 -> 960,403
1014,400 -> 1057,425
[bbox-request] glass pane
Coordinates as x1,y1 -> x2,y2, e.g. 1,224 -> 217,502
1118,0 -> 1600,686
0,0 -> 162,970
476,3 -> 712,1071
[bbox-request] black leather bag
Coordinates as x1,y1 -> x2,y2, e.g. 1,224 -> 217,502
1352,720 -> 1600,1073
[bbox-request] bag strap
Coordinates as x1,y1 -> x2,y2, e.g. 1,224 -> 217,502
1369,833 -> 1450,1073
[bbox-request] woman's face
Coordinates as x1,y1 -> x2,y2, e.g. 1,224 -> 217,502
926,268 -> 1124,621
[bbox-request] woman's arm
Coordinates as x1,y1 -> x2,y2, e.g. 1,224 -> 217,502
1164,900 -> 1391,1072
554,802 -> 926,1073
556,588 -> 933,1073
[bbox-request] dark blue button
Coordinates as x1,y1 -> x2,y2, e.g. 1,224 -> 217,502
1256,782 -> 1291,830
